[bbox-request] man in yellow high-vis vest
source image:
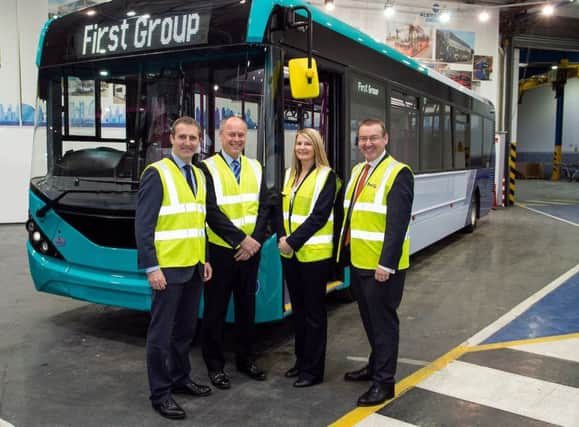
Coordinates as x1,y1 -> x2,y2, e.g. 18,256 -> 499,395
337,118 -> 414,407
135,116 -> 242,420
200,116 -> 268,390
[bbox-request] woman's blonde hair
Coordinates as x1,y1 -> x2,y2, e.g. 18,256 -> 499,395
291,128 -> 330,177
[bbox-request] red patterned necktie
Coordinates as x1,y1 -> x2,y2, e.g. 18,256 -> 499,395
345,163 -> 370,246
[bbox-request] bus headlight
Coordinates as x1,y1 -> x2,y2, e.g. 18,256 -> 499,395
25,216 -> 64,260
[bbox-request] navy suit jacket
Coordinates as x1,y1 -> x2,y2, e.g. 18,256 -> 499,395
135,156 -> 243,284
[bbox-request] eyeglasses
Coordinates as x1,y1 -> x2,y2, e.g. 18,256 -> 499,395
358,135 -> 382,143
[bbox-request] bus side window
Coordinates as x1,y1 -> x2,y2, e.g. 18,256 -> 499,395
390,91 -> 418,171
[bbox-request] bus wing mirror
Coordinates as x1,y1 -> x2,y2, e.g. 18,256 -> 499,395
288,57 -> 320,99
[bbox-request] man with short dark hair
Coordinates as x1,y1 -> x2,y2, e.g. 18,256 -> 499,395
135,116 -> 241,419
337,118 -> 414,407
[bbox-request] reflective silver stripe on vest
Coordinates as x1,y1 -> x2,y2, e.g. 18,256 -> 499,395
350,230 -> 384,241
350,229 -> 410,242
309,166 -> 331,215
157,161 -> 179,206
283,213 -> 334,223
220,193 -> 259,205
304,234 -> 333,245
352,203 -> 387,215
348,160 -> 400,214
375,160 -> 401,204
246,157 -> 262,187
229,215 -> 258,227
155,228 -> 206,241
204,157 -> 260,205
159,203 -> 206,216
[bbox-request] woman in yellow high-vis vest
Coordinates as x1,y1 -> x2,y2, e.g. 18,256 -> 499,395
277,128 -> 337,388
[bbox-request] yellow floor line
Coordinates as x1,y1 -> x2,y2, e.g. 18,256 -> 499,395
329,345 -> 469,427
465,332 -> 579,353
330,332 -> 579,426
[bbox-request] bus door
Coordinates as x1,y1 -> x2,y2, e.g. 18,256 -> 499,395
281,65 -> 346,311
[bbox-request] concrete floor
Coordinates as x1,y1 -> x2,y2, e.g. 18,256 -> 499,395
1,180 -> 578,426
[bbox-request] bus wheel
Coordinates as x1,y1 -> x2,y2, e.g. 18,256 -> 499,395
463,195 -> 478,233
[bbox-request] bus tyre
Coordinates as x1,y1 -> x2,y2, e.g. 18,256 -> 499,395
463,195 -> 478,233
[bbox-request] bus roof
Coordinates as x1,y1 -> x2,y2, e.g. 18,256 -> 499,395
246,0 -> 491,107
36,0 -> 491,107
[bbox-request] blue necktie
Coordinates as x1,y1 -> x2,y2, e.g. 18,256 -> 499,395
183,164 -> 196,196
231,159 -> 241,183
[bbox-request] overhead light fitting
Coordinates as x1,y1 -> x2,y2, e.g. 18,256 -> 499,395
439,11 -> 450,23
324,0 -> 335,12
478,10 -> 490,22
383,2 -> 395,18
542,4 -> 554,15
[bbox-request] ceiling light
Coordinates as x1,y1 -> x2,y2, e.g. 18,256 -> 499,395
99,70 -> 109,76
383,4 -> 395,18
439,11 -> 450,23
126,11 -> 136,17
86,10 -> 96,16
542,4 -> 554,16
478,10 -> 490,22
324,0 -> 335,12
551,65 -> 558,70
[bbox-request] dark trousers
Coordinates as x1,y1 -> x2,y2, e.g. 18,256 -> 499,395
351,266 -> 406,385
282,256 -> 330,381
202,243 -> 260,372
146,273 -> 202,404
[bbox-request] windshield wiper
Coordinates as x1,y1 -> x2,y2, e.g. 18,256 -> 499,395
73,177 -> 140,186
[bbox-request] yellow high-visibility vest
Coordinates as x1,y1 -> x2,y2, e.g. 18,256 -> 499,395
338,156 -> 412,270
146,158 -> 206,267
202,154 -> 262,248
281,166 -> 334,262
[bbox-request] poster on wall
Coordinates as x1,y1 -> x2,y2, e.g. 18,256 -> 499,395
385,22 -> 433,60
48,0 -> 111,18
473,55 -> 493,81
435,29 -> 475,64
436,63 -> 472,89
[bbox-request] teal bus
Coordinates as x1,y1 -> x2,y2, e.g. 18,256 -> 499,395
27,0 -> 495,322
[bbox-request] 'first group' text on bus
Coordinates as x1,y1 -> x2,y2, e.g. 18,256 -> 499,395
78,12 -> 210,57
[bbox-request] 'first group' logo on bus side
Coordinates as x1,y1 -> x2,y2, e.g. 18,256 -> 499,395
79,12 -> 210,57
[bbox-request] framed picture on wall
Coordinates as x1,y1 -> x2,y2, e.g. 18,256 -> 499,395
473,55 -> 493,81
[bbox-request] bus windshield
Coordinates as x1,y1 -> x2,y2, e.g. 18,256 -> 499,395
31,46 -> 269,211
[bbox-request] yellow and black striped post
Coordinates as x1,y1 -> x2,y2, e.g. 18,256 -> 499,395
551,145 -> 562,181
508,142 -> 517,206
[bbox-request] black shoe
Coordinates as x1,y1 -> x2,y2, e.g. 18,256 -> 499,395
236,362 -> 266,381
357,383 -> 395,407
172,381 -> 212,397
152,397 -> 186,420
284,366 -> 299,378
293,377 -> 322,388
344,366 -> 372,382
209,371 -> 231,389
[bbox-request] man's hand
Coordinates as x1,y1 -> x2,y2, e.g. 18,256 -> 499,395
374,269 -> 390,283
240,235 -> 261,255
278,236 -> 293,256
235,236 -> 261,261
203,262 -> 213,282
147,269 -> 167,290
